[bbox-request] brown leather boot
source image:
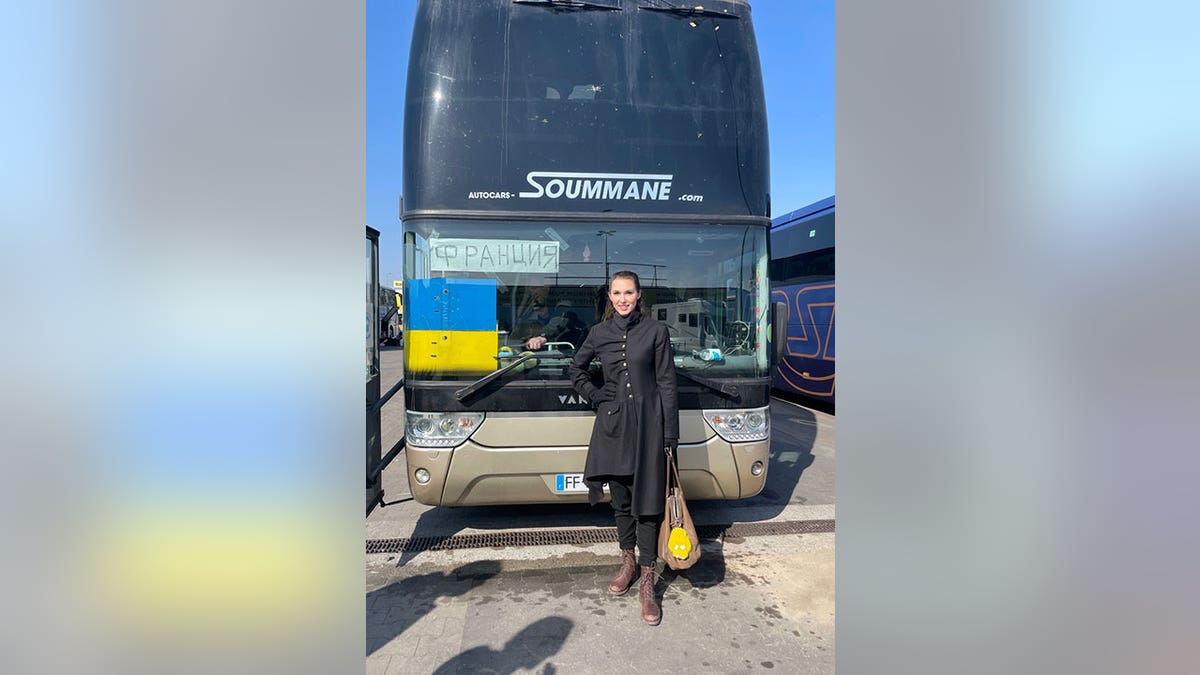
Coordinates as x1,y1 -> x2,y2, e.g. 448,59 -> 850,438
639,564 -> 661,625
607,549 -> 638,596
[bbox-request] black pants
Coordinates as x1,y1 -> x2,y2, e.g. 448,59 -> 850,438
607,477 -> 660,566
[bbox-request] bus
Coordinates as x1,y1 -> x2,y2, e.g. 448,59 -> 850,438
769,197 -> 835,403
377,285 -> 403,347
399,0 -> 781,506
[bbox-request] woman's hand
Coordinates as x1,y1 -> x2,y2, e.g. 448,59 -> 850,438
590,381 -> 618,407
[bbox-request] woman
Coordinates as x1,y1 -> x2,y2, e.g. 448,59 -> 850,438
568,270 -> 679,626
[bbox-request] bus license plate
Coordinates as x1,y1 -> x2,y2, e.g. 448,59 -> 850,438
554,473 -> 588,493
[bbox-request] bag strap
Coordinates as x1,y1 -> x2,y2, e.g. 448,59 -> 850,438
664,447 -> 684,523
665,446 -> 682,488
664,447 -> 680,490
663,447 -> 681,526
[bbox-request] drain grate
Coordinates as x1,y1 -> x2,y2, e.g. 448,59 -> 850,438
366,519 -> 834,555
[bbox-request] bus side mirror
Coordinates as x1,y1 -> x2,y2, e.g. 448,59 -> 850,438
772,301 -> 789,366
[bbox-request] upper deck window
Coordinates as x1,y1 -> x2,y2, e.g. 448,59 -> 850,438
404,0 -> 768,216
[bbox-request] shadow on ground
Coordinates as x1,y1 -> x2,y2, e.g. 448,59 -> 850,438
367,560 -> 502,656
659,537 -> 729,594
387,502 -> 617,567
430,616 -> 572,675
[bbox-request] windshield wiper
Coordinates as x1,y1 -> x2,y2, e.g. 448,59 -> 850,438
677,369 -> 741,401
638,3 -> 740,19
454,350 -> 568,401
514,0 -> 622,11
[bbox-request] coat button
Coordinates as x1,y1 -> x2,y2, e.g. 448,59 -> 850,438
626,382 -> 631,387
627,394 -> 633,398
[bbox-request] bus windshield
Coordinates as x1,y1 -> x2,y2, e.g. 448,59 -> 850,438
404,219 -> 769,382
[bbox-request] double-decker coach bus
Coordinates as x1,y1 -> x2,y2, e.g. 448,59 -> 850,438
770,196 -> 835,403
400,0 -> 782,505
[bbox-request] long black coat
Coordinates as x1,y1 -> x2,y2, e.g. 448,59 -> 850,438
568,309 -> 679,516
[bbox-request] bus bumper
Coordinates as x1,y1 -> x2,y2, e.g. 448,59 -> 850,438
404,421 -> 770,506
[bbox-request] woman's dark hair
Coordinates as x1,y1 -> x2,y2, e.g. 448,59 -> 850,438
602,270 -> 650,320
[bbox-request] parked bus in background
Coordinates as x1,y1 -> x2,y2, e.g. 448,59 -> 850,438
399,0 -> 783,506
769,196 -> 835,404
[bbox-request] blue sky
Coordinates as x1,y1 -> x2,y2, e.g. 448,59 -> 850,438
367,0 -> 834,285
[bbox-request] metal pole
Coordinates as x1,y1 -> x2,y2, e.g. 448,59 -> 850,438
597,230 -> 615,281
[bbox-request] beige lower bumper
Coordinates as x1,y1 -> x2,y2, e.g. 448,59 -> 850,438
404,413 -> 769,506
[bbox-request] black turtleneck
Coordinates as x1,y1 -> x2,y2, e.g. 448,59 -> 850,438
612,307 -> 642,331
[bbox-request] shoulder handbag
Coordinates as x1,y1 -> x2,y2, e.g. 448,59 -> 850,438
658,447 -> 701,570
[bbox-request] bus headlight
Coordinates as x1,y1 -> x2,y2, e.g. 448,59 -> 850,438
406,410 -> 484,447
702,406 -> 770,442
